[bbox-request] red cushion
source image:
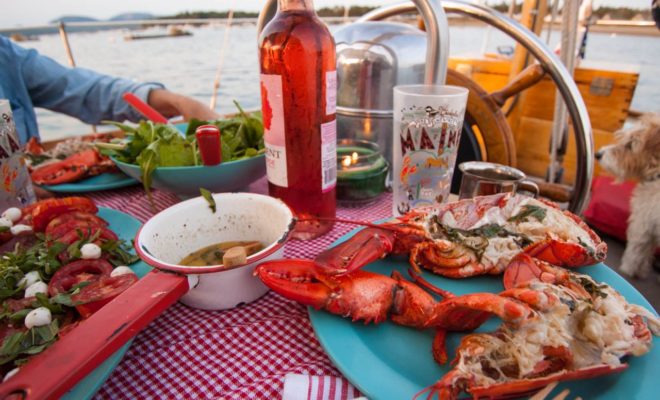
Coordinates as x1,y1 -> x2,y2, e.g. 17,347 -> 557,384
583,176 -> 635,242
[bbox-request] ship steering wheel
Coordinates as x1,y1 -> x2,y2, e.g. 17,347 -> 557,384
358,0 -> 594,214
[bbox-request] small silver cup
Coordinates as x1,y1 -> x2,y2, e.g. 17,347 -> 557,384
458,161 -> 539,199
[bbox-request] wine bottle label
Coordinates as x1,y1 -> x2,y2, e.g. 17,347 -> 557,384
325,70 -> 337,116
321,119 -> 337,192
260,73 -> 288,188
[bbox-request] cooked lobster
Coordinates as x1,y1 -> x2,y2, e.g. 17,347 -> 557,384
419,254 -> 660,399
313,193 -> 607,284
26,137 -> 117,185
255,254 -> 659,399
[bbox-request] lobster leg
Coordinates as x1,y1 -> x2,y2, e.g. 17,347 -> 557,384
314,222 -> 429,275
432,329 -> 449,365
313,228 -> 398,274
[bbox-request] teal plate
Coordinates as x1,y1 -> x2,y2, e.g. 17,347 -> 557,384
309,228 -> 659,400
40,173 -> 138,193
61,207 -> 151,400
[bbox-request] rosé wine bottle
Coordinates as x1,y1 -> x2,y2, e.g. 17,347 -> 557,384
259,0 -> 337,240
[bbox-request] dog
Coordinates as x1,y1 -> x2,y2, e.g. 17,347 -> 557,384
595,113 -> 660,278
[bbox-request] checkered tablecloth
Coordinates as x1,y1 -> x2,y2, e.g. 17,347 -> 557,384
86,178 -> 392,399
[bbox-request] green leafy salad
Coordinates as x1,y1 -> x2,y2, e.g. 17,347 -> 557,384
97,101 -> 265,197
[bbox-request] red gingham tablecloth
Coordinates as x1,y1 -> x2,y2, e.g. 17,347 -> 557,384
86,178 -> 392,399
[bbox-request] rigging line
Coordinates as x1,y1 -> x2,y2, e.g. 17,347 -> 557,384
549,0 -> 580,184
210,8 -> 235,111
58,22 -> 97,133
546,0 -> 560,45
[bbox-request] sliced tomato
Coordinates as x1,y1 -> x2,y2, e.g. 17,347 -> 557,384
55,226 -> 118,246
28,197 -> 98,232
48,259 -> 113,296
45,211 -> 108,239
72,274 -> 138,318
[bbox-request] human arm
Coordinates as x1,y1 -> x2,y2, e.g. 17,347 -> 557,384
16,41 -> 217,124
147,89 -> 219,122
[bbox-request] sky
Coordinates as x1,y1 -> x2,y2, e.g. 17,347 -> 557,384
0,0 -> 651,28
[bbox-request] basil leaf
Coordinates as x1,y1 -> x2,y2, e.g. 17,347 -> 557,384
50,293 -> 75,307
508,204 -> 547,224
9,309 -> 32,322
200,188 -> 216,213
0,332 -> 25,356
36,293 -> 62,313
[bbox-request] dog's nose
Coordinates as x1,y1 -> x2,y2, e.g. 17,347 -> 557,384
595,150 -> 603,160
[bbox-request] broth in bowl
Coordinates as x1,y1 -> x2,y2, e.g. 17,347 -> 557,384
179,241 -> 264,267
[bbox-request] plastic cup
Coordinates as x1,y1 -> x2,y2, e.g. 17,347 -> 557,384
392,85 -> 468,216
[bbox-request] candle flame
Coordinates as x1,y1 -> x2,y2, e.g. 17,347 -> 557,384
351,152 -> 358,163
342,155 -> 352,167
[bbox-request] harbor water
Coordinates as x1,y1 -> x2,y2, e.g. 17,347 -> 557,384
14,23 -> 660,142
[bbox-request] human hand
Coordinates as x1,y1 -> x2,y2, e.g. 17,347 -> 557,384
147,89 -> 220,121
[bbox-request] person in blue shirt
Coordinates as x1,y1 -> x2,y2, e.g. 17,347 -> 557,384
0,35 -> 218,144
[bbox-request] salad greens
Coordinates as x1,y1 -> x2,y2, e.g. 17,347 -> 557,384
98,101 -> 265,198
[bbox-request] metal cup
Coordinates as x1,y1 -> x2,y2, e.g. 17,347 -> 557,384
458,161 -> 539,199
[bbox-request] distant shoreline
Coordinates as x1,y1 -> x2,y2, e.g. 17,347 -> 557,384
2,16 -> 658,38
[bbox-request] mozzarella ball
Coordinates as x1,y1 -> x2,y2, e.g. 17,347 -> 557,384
2,207 -> 22,223
3,368 -> 19,382
24,281 -> 48,298
10,224 -> 33,236
0,217 -> 13,229
24,307 -> 52,329
80,243 -> 102,259
18,271 -> 41,288
110,266 -> 136,277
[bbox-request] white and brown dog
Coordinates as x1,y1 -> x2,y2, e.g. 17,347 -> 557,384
595,113 -> 660,278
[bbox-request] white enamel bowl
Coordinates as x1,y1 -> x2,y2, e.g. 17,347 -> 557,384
135,193 -> 295,310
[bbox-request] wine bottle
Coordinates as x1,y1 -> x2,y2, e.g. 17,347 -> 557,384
259,0 -> 337,240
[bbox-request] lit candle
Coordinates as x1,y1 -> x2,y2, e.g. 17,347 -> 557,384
336,139 -> 389,204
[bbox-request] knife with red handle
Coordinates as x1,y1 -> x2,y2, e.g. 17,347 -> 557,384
0,270 -> 189,400
122,92 -> 169,124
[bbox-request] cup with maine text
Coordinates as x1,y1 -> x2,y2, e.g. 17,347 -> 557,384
392,85 -> 468,216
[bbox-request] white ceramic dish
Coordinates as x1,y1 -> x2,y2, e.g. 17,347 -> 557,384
135,192 -> 295,310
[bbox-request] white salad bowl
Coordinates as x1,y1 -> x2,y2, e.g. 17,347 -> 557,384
135,192 -> 295,310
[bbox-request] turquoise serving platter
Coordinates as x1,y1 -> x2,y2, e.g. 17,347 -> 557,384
40,172 -> 138,193
61,207 -> 151,400
309,228 -> 659,400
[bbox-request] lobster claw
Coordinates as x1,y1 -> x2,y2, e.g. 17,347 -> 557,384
314,227 -> 398,274
254,259 -> 339,309
503,253 -> 545,290
524,238 -> 607,268
255,259 -> 440,326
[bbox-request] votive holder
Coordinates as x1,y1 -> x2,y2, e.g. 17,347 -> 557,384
336,139 -> 389,205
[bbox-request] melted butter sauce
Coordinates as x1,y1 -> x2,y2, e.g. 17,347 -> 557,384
179,241 -> 264,266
